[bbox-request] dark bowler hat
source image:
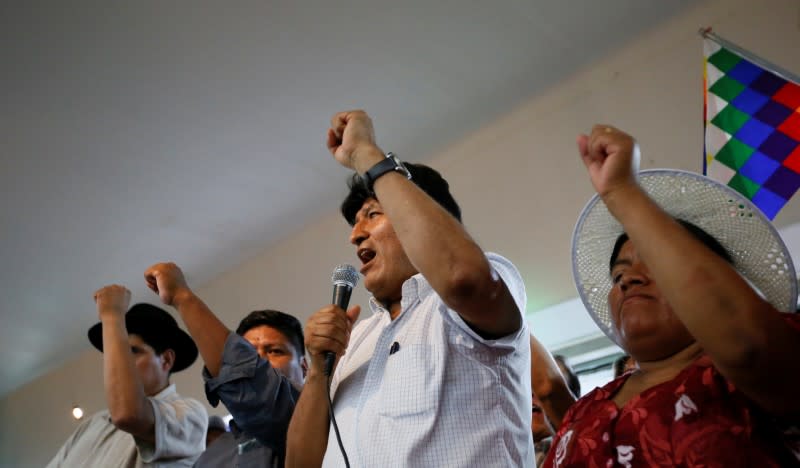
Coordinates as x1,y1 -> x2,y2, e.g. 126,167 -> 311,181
87,303 -> 198,373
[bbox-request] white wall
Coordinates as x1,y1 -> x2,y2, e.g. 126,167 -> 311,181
2,0 -> 799,466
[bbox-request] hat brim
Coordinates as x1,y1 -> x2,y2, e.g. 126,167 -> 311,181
88,316 -> 198,373
571,169 -> 798,345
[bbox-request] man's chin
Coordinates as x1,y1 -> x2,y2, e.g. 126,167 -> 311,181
363,277 -> 387,297
362,277 -> 377,295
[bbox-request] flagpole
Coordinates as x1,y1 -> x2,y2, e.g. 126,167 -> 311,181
699,27 -> 800,85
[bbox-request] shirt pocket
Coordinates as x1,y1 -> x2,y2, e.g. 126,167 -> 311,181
377,344 -> 438,418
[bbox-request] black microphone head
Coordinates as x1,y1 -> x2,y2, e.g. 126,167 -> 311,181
332,264 -> 359,289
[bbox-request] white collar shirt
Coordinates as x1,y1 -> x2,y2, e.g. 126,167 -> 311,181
322,252 -> 534,468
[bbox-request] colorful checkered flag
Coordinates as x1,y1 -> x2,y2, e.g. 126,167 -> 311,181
703,29 -> 800,220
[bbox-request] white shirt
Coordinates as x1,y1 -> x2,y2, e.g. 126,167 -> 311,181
46,384 -> 207,468
322,253 -> 534,467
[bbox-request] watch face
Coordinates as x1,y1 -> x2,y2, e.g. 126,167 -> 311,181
387,153 -> 412,179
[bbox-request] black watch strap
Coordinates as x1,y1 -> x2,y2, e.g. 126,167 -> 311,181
363,158 -> 399,190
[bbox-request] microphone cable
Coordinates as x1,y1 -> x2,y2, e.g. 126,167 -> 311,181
327,373 -> 350,468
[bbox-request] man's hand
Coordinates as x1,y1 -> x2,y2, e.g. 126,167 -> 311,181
288,306 -> 360,467
326,110 -> 384,174
144,262 -> 194,307
304,304 -> 361,376
577,125 -> 641,199
94,285 -> 131,320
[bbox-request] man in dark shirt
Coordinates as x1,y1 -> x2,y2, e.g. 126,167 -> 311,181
144,262 -> 306,467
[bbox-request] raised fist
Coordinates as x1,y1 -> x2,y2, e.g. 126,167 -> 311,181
326,110 -> 382,173
94,284 -> 131,319
144,262 -> 192,307
577,125 -> 641,199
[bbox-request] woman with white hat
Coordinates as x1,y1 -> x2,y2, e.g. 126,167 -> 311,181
543,125 -> 800,467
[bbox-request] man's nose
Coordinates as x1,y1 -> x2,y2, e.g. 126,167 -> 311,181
350,221 -> 368,246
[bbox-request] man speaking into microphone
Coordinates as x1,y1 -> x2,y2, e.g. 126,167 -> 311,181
286,110 -> 534,467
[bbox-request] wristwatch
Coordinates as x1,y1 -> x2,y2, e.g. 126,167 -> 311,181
362,152 -> 412,190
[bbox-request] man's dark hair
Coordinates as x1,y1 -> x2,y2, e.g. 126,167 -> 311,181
553,354 -> 581,397
340,162 -> 462,225
235,310 -> 305,357
609,219 -> 733,272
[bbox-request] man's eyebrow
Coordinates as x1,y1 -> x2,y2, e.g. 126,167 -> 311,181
261,343 -> 288,350
356,202 -> 379,219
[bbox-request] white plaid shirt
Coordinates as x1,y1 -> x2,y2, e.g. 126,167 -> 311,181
322,253 -> 534,467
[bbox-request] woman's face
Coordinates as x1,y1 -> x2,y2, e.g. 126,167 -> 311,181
608,241 -> 695,361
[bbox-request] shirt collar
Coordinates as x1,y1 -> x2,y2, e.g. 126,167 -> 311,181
368,271 -> 435,315
152,383 -> 176,399
104,384 -> 176,423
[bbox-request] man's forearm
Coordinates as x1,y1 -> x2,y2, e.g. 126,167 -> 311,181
360,153 -> 520,336
102,316 -> 155,440
353,148 -> 486,300
173,291 -> 231,376
286,372 -> 332,468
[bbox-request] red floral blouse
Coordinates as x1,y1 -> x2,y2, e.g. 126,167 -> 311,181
543,315 -> 800,468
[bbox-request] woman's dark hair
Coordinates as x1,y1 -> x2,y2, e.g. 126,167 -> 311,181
613,354 -> 631,379
235,309 -> 305,357
340,162 -> 462,225
609,219 -> 733,272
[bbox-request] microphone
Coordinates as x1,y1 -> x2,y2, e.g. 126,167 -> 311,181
324,264 -> 359,376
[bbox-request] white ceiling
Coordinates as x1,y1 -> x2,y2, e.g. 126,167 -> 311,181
0,1 -> 698,397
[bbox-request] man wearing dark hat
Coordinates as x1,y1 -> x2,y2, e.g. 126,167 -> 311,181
144,262 -> 306,467
47,284 -> 207,468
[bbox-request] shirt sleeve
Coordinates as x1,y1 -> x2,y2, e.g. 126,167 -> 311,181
45,413 -> 95,468
444,252 -> 529,349
137,395 -> 207,463
202,332 -> 300,449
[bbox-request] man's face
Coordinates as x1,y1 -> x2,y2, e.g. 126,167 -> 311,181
242,325 -> 306,387
608,241 -> 694,361
531,392 -> 553,442
350,198 -> 417,303
129,334 -> 172,396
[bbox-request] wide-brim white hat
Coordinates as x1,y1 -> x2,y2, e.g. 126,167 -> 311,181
572,169 -> 798,345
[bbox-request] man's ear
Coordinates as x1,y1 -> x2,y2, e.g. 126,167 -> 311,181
301,356 -> 308,378
160,348 -> 176,373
